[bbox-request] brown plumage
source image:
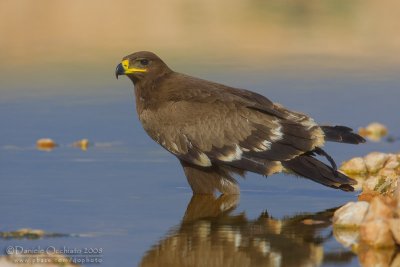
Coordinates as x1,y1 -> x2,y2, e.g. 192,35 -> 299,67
115,51 -> 365,195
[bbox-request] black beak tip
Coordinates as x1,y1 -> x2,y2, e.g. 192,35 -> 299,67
115,63 -> 124,79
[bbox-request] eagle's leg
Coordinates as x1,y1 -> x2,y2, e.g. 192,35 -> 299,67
180,160 -> 240,195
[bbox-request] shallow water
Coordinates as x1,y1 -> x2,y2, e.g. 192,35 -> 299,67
1,1 -> 400,266
1,69 -> 399,266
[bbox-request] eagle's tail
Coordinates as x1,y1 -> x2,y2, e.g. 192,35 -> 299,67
321,125 -> 366,144
282,152 -> 356,192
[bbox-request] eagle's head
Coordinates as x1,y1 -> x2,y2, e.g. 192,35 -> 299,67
115,51 -> 171,84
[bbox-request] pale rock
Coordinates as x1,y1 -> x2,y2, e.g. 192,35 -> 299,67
350,176 -> 365,191
371,174 -> 398,195
364,196 -> 393,221
358,190 -> 380,202
360,219 -> 395,248
72,138 -> 90,151
333,228 -> 359,248
36,138 -> 57,151
384,154 -> 400,169
378,168 -> 397,178
362,176 -> 380,192
389,218 -> 400,244
394,188 -> 400,205
340,157 -> 367,175
365,122 -> 388,134
364,152 -> 389,173
358,246 -> 394,267
333,201 -> 369,227
17,228 -> 45,236
359,122 -> 388,142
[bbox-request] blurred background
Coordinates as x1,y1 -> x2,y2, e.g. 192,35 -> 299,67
1,1 -> 399,266
1,0 -> 400,99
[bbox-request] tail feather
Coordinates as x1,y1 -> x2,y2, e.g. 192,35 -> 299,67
321,125 -> 366,144
310,147 -> 337,171
282,154 -> 356,192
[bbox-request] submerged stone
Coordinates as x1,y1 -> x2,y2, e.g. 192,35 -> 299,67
358,122 -> 388,142
341,152 -> 400,196
0,228 -> 68,239
333,201 -> 369,228
364,152 -> 390,173
364,196 -> 394,221
358,246 -> 395,267
333,228 -> 360,248
389,218 -> 400,245
360,219 -> 395,248
36,138 -> 57,151
72,138 -> 90,151
340,157 -> 367,175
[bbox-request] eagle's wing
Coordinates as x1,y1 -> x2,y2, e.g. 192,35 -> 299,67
140,88 -> 324,176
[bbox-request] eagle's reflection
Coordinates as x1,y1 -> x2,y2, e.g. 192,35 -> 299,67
140,195 -> 355,267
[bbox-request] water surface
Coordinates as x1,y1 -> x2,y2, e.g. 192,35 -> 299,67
1,71 -> 399,266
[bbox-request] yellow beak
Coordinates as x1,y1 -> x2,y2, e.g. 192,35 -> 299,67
115,59 -> 147,79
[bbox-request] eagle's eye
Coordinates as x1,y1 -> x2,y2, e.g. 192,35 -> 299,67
139,59 -> 149,66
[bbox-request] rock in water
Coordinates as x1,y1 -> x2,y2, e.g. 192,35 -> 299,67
36,138 -> 57,151
340,157 -> 367,175
358,122 -> 388,142
333,201 -> 370,228
364,152 -> 390,173
360,219 -> 395,248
